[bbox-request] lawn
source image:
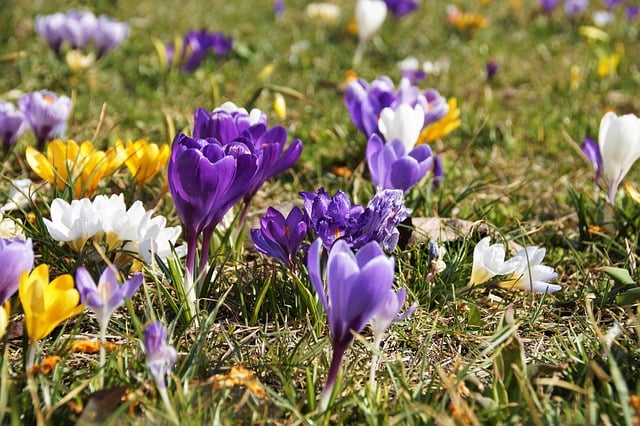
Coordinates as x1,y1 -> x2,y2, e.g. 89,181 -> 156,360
1,0 -> 640,424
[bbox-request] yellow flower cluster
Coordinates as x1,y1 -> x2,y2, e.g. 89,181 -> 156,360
115,139 -> 170,187
26,139 -> 170,198
26,140 -> 123,199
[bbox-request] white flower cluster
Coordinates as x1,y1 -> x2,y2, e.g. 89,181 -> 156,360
44,194 -> 184,264
470,236 -> 560,293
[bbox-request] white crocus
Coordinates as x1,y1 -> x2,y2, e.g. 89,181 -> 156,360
305,2 -> 341,24
93,194 -> 129,249
1,179 -> 36,212
353,0 -> 387,65
44,198 -> 102,251
500,247 -> 560,293
124,211 -> 184,265
469,237 -> 517,286
598,112 -> 640,204
378,104 -> 425,152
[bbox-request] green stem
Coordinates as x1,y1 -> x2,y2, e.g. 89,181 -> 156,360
158,386 -> 179,425
26,342 -> 45,426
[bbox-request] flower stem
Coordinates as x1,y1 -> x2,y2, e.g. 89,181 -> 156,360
369,336 -> 382,391
319,344 -> 346,412
26,342 -> 45,426
158,386 -> 179,425
99,322 -> 107,389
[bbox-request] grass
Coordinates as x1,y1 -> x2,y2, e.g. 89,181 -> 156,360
2,0 -> 640,424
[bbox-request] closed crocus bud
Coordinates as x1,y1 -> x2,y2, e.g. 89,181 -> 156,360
0,101 -> 27,150
0,238 -> 34,304
355,0 -> 388,42
143,321 -> 177,390
93,15 -> 129,58
18,90 -> 72,150
598,112 -> 640,203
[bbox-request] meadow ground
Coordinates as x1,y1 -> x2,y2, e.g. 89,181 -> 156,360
1,0 -> 640,424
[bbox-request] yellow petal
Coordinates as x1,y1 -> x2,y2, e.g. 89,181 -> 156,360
25,147 -> 56,184
274,93 -> 287,119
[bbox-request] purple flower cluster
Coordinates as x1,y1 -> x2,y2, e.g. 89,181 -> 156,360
166,30 -> 233,72
35,10 -> 129,57
1,91 -> 72,151
300,188 -> 409,251
344,76 -> 448,138
168,102 -> 302,274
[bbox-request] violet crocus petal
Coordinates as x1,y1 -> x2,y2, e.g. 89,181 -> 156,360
251,228 -> 289,265
0,102 -> 27,149
366,133 -> 386,187
307,239 -> 328,312
121,273 -> 144,300
582,136 -> 602,182
94,15 -> 129,57
370,288 -> 407,337
18,90 -> 72,145
61,10 -> 97,49
35,13 -> 66,53
75,266 -> 98,305
0,238 -> 34,304
389,156 -> 423,192
432,155 -> 444,188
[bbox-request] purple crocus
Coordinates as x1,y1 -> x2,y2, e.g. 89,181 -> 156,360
168,132 -> 258,274
0,238 -> 34,304
582,136 -> 603,183
59,10 -> 97,50
307,238 -> 395,411
432,154 -> 444,188
93,15 -> 129,58
18,90 -> 72,150
193,103 -> 302,224
539,0 -> 560,13
250,206 -> 307,272
383,0 -> 419,17
75,266 -> 143,331
301,188 -> 410,251
274,0 -> 285,18
300,188 -> 364,250
565,0 -> 589,16
35,13 -> 67,54
344,76 -> 448,138
366,133 -> 434,193
486,59 -> 499,80
167,30 -> 233,72
0,101 -> 27,150
143,321 -> 177,390
626,6 -> 639,20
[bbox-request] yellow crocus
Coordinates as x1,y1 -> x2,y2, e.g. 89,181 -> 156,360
598,53 -> 620,79
274,93 -> 287,119
116,140 -> 170,187
26,140 -> 124,198
0,301 -> 9,340
18,264 -> 83,342
417,98 -> 462,144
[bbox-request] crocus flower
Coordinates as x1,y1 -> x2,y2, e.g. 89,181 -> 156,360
469,237 -> 518,287
500,247 -> 560,293
168,132 -> 258,274
250,206 -> 307,271
582,136 -> 602,183
353,0 -> 388,65
627,6 -> 640,20
307,238 -> 395,410
143,321 -> 177,390
19,264 -> 83,342
26,139 -> 123,198
417,98 -> 461,144
306,3 -> 341,24
366,134 -> 434,193
539,0 -> 560,13
593,10 -> 614,26
565,0 -> 588,16
378,104 -> 425,151
597,112 -> 640,203
166,30 -> 232,72
344,77 -> 448,138
383,0 -> 419,17
486,60 -> 499,80
274,0 -> 285,18
18,91 -> 72,150
76,266 -> 143,333
59,10 -> 97,50
0,101 -> 27,150
192,103 -> 302,224
93,15 -> 129,58
301,188 -> 409,251
116,139 -> 170,187
35,13 -> 67,54
0,238 -> 34,304
44,198 -> 102,252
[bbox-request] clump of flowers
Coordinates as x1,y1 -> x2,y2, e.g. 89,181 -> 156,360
469,237 -> 560,293
300,188 -> 410,251
26,139 -> 123,198
160,30 -> 232,72
43,194 -> 183,265
35,10 -> 129,59
19,91 -> 72,151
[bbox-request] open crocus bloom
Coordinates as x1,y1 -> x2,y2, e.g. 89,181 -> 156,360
469,237 -> 517,286
598,112 -> 640,204
499,247 -> 561,293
